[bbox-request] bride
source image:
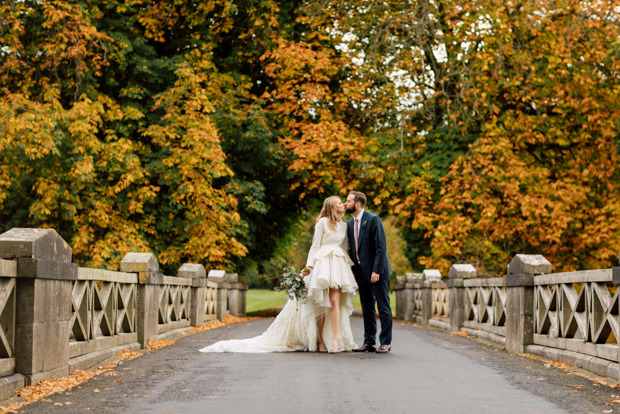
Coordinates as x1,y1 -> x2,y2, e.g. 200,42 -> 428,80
199,196 -> 358,353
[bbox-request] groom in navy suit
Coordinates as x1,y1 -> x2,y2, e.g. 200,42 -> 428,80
345,191 -> 392,353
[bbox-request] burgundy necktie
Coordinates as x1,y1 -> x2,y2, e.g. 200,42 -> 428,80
354,217 -> 359,262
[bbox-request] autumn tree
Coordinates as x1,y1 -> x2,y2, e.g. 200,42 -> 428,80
3,0 -> 619,278
0,0 -> 320,272
302,0 -> 620,275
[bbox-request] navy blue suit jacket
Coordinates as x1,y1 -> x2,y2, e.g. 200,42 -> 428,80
347,211 -> 392,282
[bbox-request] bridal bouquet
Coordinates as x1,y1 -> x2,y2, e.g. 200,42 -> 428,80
277,266 -> 309,304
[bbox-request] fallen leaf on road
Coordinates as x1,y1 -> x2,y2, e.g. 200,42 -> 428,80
54,403 -> 62,406
65,402 -> 71,404
146,340 -> 175,350
171,390 -> 177,392
190,321 -> 225,333
360,357 -> 365,359
201,396 -> 220,398
544,364 -> 551,368
114,379 -> 123,383
602,410 -> 613,413
117,350 -> 143,360
93,389 -> 100,393
537,378 -> 546,381
520,353 -> 620,389
452,331 -> 468,336
613,400 -> 620,404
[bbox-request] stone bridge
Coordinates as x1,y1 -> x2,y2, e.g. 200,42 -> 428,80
0,227 -> 619,413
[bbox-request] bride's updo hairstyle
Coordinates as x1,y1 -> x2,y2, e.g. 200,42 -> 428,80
316,196 -> 342,232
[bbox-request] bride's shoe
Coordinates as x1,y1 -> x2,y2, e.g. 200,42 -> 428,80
329,339 -> 340,354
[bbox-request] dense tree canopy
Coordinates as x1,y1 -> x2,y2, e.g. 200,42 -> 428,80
1,0 -> 619,276
291,0 -> 620,275
0,0 -> 310,273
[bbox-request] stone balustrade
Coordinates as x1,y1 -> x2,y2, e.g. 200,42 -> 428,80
395,254 -> 620,381
0,228 -> 246,399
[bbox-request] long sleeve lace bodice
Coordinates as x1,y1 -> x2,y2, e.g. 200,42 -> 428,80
306,218 -> 351,268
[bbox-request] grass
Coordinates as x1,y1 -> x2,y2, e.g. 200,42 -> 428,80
246,289 -> 289,313
247,289 -> 396,314
352,291 -> 396,313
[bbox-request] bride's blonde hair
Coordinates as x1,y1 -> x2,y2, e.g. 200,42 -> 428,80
316,196 -> 343,232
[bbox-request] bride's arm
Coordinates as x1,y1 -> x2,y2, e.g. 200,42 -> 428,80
305,219 -> 324,270
340,226 -> 351,256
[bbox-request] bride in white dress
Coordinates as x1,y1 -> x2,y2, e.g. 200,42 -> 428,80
199,196 -> 358,353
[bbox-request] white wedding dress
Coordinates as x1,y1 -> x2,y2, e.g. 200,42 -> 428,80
199,218 -> 358,353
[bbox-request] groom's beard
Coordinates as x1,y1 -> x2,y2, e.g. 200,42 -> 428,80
345,206 -> 356,214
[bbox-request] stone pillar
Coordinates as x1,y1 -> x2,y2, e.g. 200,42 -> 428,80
226,273 -> 247,318
121,253 -> 163,348
208,270 -> 228,321
505,254 -> 551,354
447,264 -> 477,332
403,274 -> 419,322
0,228 -> 78,385
420,280 -> 433,325
180,263 -> 207,327
394,276 -> 406,320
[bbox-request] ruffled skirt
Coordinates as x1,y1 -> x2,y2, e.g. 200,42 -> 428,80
306,244 -> 358,315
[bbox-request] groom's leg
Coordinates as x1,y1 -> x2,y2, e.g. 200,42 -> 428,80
372,274 -> 392,345
357,278 -> 377,346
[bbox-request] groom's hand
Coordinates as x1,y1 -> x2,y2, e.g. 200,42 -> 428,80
371,272 -> 380,283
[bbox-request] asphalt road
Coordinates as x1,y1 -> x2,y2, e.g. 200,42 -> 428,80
19,317 -> 620,414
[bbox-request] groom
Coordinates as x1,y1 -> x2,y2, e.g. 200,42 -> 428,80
345,191 -> 393,353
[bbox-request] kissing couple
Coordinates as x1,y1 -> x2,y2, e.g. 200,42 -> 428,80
199,191 -> 393,354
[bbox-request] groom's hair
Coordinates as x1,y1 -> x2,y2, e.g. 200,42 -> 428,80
350,191 -> 367,208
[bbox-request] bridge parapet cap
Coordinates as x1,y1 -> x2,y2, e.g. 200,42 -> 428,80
120,252 -> 159,273
0,228 -> 72,263
449,264 -> 477,279
178,263 -> 206,279
508,254 -> 552,275
423,269 -> 442,282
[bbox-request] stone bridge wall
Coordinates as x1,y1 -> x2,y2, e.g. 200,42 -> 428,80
0,228 -> 246,399
395,255 -> 620,382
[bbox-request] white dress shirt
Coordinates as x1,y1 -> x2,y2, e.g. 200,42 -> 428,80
354,208 -> 365,244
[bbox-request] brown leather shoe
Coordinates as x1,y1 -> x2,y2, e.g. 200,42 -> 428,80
352,344 -> 376,353
375,344 -> 391,353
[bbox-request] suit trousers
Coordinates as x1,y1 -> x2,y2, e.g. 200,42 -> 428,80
353,264 -> 392,346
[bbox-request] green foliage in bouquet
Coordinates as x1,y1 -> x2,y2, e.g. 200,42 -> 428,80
277,266 -> 308,304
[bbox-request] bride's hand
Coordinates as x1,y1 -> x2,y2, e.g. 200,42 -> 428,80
302,266 -> 312,276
